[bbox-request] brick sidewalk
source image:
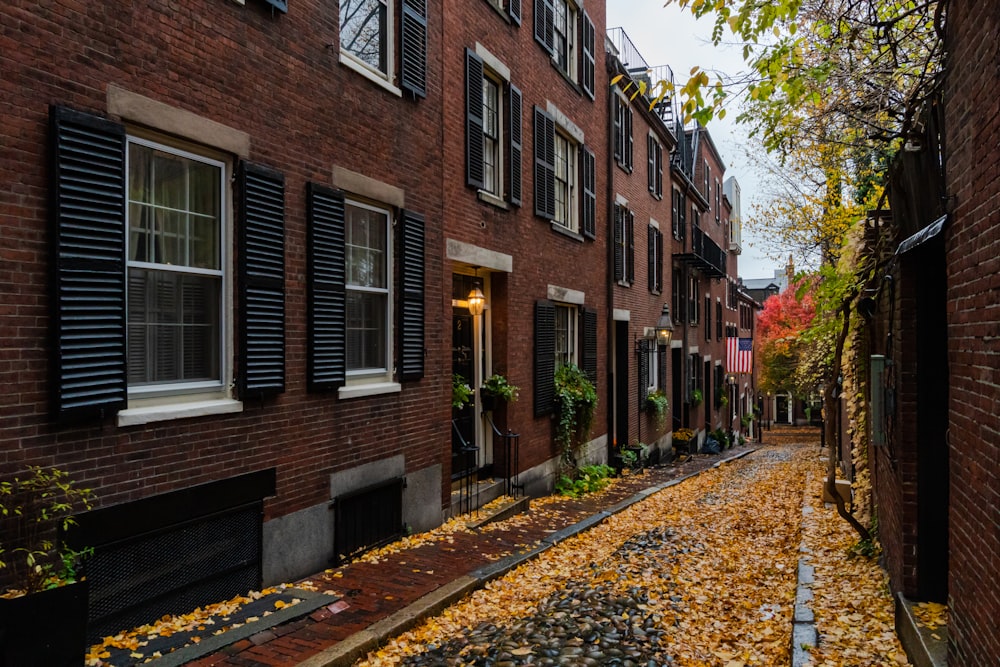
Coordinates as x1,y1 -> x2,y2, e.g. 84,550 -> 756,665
173,439 -> 792,667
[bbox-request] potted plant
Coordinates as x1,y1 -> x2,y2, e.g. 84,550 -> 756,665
689,388 -> 703,406
621,441 -> 648,472
480,373 -> 519,411
672,428 -> 695,457
645,389 -> 669,430
716,387 -> 729,409
452,374 -> 474,410
553,364 -> 598,469
1,465 -> 95,666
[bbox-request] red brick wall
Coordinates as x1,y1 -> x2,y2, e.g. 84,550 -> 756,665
1,0 -> 447,520
440,0 -> 610,472
943,2 -> 1000,664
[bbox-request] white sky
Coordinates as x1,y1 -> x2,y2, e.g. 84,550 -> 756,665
607,0 -> 780,281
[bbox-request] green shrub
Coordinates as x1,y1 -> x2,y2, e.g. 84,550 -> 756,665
555,464 -> 615,498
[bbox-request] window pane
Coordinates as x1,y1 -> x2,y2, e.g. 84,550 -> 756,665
346,204 -> 388,288
346,291 -> 387,371
483,77 -> 501,196
127,268 -> 220,385
554,305 -> 576,370
341,0 -> 387,73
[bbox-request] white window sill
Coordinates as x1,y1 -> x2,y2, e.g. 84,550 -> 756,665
339,54 -> 402,97
117,398 -> 243,427
338,381 -> 402,400
477,190 -> 509,209
550,222 -> 584,242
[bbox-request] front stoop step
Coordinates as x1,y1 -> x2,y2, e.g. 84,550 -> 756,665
895,593 -> 948,667
465,496 -> 531,530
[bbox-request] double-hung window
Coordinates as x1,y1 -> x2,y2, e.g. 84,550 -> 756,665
648,135 -> 663,199
482,75 -> 502,197
613,203 -> 634,284
533,106 -> 595,238
466,48 -> 522,207
126,138 -> 225,396
553,131 -> 577,232
647,224 -> 663,294
554,303 -> 577,370
340,0 -> 428,97
534,0 -> 595,96
614,95 -> 633,171
345,200 -> 391,380
552,0 -> 576,79
340,0 -> 390,77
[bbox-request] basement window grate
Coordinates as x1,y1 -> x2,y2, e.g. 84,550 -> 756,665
332,477 -> 405,565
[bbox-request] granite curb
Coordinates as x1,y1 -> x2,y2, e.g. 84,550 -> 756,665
293,447 -> 756,667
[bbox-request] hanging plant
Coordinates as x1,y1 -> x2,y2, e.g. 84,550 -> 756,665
452,374 -> 473,409
481,373 -> 519,403
645,389 -> 669,430
689,388 -> 703,406
553,364 -> 598,467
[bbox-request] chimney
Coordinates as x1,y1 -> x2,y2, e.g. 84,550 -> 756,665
785,254 -> 795,285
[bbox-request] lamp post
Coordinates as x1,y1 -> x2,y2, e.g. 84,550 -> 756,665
655,304 -> 675,347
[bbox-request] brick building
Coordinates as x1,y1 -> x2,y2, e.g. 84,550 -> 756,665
1,0 -> 754,648
863,2 -> 1000,664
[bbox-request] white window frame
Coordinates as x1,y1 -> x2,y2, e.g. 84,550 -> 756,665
339,0 -> 398,92
553,130 -> 578,233
482,70 -> 504,199
554,303 -> 578,370
646,344 -> 659,393
124,136 -> 228,403
552,0 -> 578,80
344,198 -> 394,386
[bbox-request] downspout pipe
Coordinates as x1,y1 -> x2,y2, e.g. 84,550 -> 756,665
605,55 -> 618,465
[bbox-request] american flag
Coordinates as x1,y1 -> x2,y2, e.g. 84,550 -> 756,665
727,337 -> 753,374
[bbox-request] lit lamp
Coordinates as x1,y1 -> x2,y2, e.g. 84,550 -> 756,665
467,269 -> 486,316
655,304 -> 674,346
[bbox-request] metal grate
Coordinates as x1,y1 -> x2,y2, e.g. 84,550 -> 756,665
332,478 -> 404,565
85,503 -> 261,643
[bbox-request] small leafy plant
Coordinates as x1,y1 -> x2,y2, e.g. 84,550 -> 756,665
689,388 -> 703,406
452,374 -> 474,409
481,373 -> 519,402
553,364 -> 598,465
645,390 -> 669,430
0,466 -> 95,596
555,464 -> 615,497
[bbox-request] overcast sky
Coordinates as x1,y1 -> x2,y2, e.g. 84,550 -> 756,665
607,0 -> 781,281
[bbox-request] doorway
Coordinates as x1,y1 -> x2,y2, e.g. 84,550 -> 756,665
613,320 -> 630,452
451,272 -> 493,479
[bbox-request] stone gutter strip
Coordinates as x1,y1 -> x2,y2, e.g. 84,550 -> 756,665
146,589 -> 339,667
295,448 -> 756,667
792,475 -> 819,667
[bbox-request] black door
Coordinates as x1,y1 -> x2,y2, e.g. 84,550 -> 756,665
452,308 -> 476,479
614,320 -> 629,452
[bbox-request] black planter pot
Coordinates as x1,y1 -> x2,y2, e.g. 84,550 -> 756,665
480,390 -> 496,412
0,579 -> 89,667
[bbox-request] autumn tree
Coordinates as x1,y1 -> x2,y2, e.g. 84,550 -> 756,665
755,278 -> 818,396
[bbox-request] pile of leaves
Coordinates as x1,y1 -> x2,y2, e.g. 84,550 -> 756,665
800,461 -> 910,665
357,444 -> 819,665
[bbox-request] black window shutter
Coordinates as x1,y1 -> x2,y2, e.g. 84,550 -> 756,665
509,0 -> 522,25
533,107 -> 555,219
637,344 -> 649,407
508,84 -> 523,207
656,145 -> 664,198
656,229 -> 664,293
647,226 -> 656,292
306,183 -> 346,390
647,136 -> 655,194
534,300 -> 556,417
400,209 -> 425,380
581,146 -> 596,239
671,189 -> 679,237
534,0 -> 554,54
400,0 -> 428,98
613,100 -> 622,164
581,11 -> 595,99
465,48 -> 485,190
50,106 -> 127,421
238,162 -> 286,399
582,307 -> 597,384
626,107 -> 634,171
613,206 -> 624,282
626,210 -> 635,284
705,296 -> 712,342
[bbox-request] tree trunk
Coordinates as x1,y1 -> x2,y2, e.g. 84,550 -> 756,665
825,297 -> 872,543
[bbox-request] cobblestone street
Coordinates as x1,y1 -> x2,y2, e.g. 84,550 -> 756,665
357,444 -> 816,666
